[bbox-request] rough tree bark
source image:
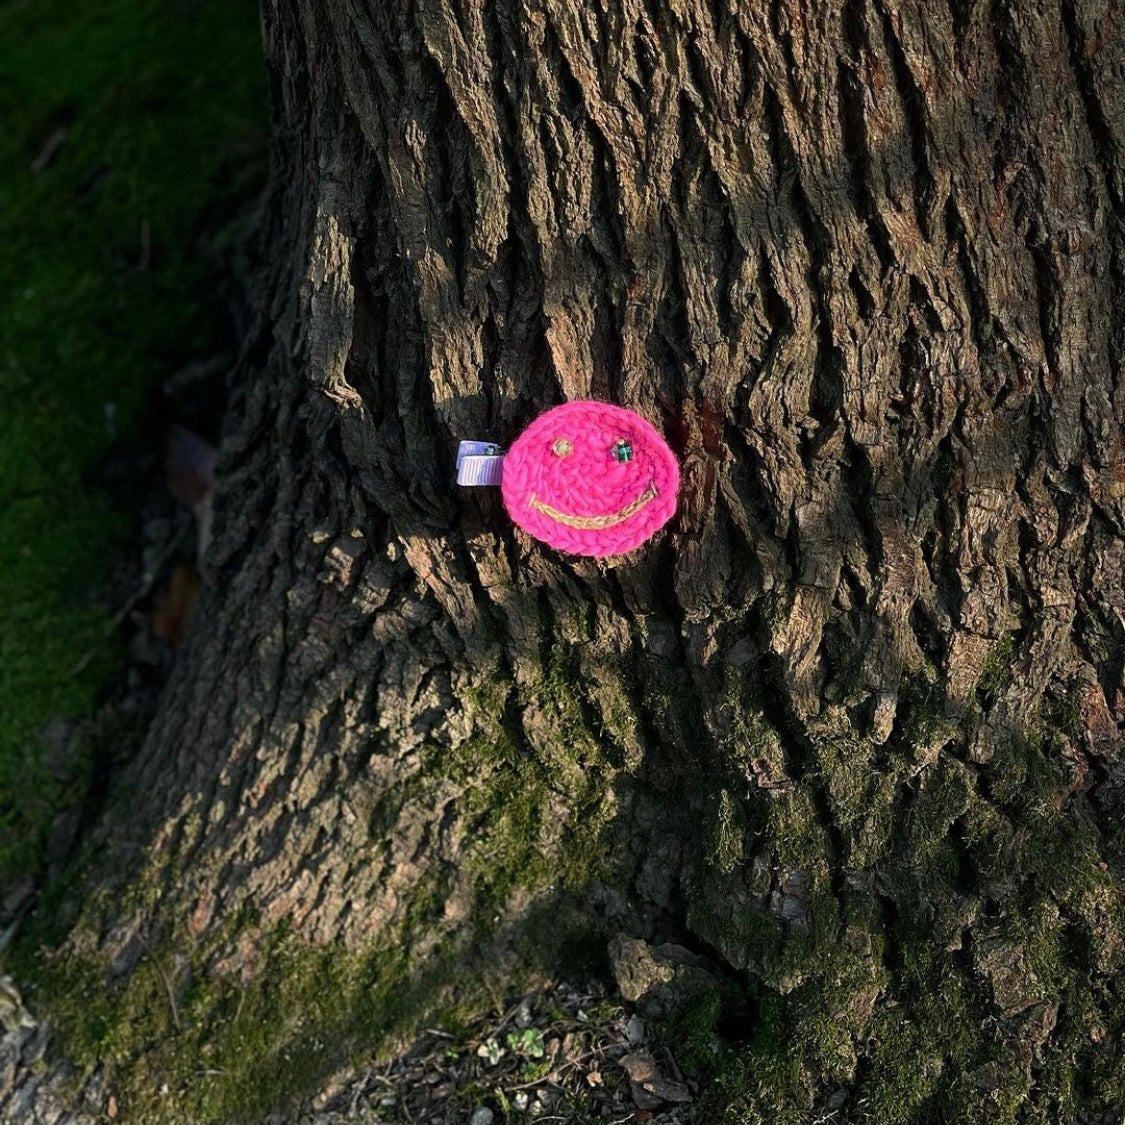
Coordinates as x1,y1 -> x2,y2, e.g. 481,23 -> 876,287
6,0 -> 1125,1121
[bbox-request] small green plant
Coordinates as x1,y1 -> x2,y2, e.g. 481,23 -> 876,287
505,1027 -> 546,1059
518,1059 -> 552,1081
476,1037 -> 505,1066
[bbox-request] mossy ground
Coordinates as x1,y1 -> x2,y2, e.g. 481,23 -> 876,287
14,916 -> 474,1122
0,0 -> 266,882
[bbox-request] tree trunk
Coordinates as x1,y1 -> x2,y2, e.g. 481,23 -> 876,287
8,0 -> 1125,1121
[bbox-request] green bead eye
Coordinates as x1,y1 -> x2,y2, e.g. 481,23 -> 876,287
612,439 -> 633,463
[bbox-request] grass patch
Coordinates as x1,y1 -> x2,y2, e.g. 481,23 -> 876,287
0,0 -> 267,882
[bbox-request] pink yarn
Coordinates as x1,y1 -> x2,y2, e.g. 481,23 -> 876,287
501,401 -> 679,557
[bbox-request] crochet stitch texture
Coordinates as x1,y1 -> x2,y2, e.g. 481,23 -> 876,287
501,400 -> 679,556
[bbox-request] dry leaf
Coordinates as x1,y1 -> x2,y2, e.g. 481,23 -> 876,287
585,1070 -> 603,1087
152,564 -> 201,648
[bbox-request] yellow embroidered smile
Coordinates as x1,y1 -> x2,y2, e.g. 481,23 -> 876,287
527,483 -> 658,529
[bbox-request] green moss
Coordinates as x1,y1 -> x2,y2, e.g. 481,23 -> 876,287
672,984 -> 723,1069
1026,677 -> 1085,745
7,647 -> 631,1121
759,586 -> 796,635
15,829 -> 590,1125
682,654 -> 1125,1123
902,754 -> 973,864
0,0 -> 266,883
535,634 -> 635,774
766,789 -> 830,874
821,620 -> 866,700
976,633 -> 1016,707
685,989 -> 808,1125
579,669 -> 645,771
722,677 -> 787,786
707,788 -> 746,874
679,941 -> 885,1122
897,668 -> 959,750
810,718 -> 898,868
437,667 -> 623,913
18,593 -> 1125,1124
18,918 -> 478,1123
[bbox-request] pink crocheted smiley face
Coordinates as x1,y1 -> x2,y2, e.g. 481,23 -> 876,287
501,401 -> 679,557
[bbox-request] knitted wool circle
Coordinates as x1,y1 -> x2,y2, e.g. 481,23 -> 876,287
501,401 -> 679,557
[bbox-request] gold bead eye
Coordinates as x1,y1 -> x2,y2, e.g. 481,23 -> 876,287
552,439 -> 573,457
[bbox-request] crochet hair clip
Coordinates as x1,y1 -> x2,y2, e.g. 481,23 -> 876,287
457,400 -> 679,558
